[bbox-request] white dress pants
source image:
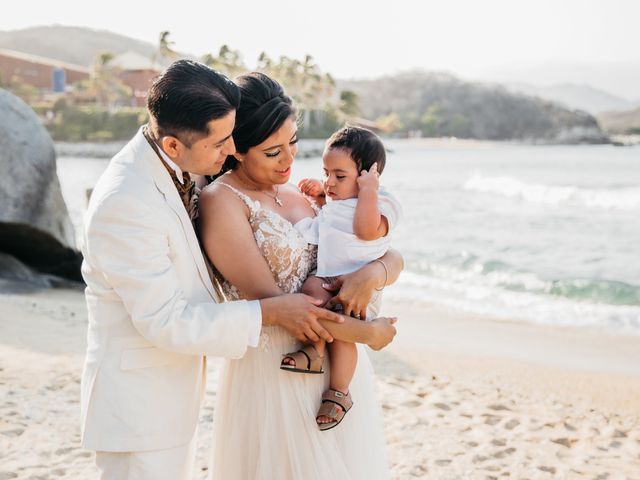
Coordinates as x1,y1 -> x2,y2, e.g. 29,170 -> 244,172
95,433 -> 196,480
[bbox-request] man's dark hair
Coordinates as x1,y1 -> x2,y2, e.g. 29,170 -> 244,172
147,60 -> 240,147
326,126 -> 386,174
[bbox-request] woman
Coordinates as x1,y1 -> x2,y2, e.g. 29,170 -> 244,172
198,72 -> 402,479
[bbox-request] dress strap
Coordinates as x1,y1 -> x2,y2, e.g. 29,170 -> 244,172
216,182 -> 258,214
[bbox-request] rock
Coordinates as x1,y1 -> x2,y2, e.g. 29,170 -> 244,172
550,108 -> 610,144
0,89 -> 82,282
0,253 -> 52,290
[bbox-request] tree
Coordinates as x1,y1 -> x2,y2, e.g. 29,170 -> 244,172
420,104 -> 440,136
202,45 -> 247,78
158,31 -> 178,60
338,90 -> 361,119
6,75 -> 40,104
254,53 -> 335,135
89,51 -> 131,109
376,113 -> 403,134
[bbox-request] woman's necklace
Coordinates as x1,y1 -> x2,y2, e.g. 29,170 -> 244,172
236,175 -> 284,207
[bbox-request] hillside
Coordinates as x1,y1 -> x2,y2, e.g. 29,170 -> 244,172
340,72 -> 609,143
506,82 -> 637,115
0,25 -> 166,67
1,26 -> 611,143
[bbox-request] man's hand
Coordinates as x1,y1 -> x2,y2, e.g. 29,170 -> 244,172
356,163 -> 380,192
298,178 -> 324,197
259,294 -> 343,343
367,317 -> 398,350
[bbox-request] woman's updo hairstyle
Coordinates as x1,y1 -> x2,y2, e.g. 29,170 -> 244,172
221,72 -> 296,173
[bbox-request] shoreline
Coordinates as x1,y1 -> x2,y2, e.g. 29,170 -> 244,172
53,137 -> 640,160
377,299 -> 640,415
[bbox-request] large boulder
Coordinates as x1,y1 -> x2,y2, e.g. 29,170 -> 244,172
0,89 -> 82,283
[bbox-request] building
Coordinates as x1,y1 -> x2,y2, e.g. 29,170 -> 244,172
111,51 -> 164,107
0,48 -> 165,107
0,48 -> 90,92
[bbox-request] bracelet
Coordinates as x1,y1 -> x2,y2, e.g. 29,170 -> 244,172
374,258 -> 388,291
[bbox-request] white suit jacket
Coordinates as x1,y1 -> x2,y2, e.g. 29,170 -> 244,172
80,127 -> 257,452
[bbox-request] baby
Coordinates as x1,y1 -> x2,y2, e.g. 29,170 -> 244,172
281,126 -> 402,430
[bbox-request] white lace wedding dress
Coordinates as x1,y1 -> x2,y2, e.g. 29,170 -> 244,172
209,183 -> 389,480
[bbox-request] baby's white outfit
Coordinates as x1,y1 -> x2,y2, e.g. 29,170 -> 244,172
295,187 -> 402,318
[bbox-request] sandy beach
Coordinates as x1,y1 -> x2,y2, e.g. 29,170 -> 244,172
1,286 -> 639,480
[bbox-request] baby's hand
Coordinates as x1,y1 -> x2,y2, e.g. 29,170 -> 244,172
298,178 -> 324,197
356,163 -> 380,192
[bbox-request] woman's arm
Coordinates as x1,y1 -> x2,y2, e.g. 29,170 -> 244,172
198,184 -> 396,348
199,185 -> 284,300
325,248 -> 404,319
199,185 -> 342,344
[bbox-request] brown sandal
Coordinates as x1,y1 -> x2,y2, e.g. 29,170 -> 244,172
316,389 -> 353,431
280,344 -> 324,374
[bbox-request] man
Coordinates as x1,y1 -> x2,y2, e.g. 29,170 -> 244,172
80,60 -> 398,480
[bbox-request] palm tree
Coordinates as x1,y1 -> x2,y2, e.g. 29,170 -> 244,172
202,45 -> 246,78
91,51 -> 131,109
339,90 -> 361,119
158,31 -> 178,61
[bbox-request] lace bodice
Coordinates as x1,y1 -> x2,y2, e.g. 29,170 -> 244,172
215,182 -> 317,300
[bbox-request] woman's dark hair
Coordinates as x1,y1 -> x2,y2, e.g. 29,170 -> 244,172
326,126 -> 386,174
147,59 -> 240,147
220,72 -> 296,173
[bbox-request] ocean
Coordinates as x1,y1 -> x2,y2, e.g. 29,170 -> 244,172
57,139 -> 640,334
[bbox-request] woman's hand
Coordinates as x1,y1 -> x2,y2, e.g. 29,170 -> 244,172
323,261 -> 384,320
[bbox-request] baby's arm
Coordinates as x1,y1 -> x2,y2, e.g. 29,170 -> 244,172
298,178 -> 327,206
353,164 -> 389,241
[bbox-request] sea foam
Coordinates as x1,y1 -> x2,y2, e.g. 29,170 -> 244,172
463,174 -> 640,210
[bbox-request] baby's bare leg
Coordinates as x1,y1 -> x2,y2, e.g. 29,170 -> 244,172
327,340 -> 357,394
317,340 -> 357,425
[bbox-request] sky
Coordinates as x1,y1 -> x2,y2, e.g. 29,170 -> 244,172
2,0 -> 639,100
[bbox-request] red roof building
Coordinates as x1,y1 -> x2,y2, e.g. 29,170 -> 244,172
0,48 -> 90,91
111,51 -> 163,107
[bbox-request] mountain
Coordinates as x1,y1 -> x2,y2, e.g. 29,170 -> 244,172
0,25 -> 166,67
505,82 -> 637,115
1,26 -> 611,143
339,71 -> 609,143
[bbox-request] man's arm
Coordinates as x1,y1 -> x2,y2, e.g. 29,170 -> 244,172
84,193 -> 256,358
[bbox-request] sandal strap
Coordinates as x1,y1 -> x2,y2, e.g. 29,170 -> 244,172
300,345 -> 324,371
321,389 -> 353,412
281,344 -> 324,372
317,401 -> 344,423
